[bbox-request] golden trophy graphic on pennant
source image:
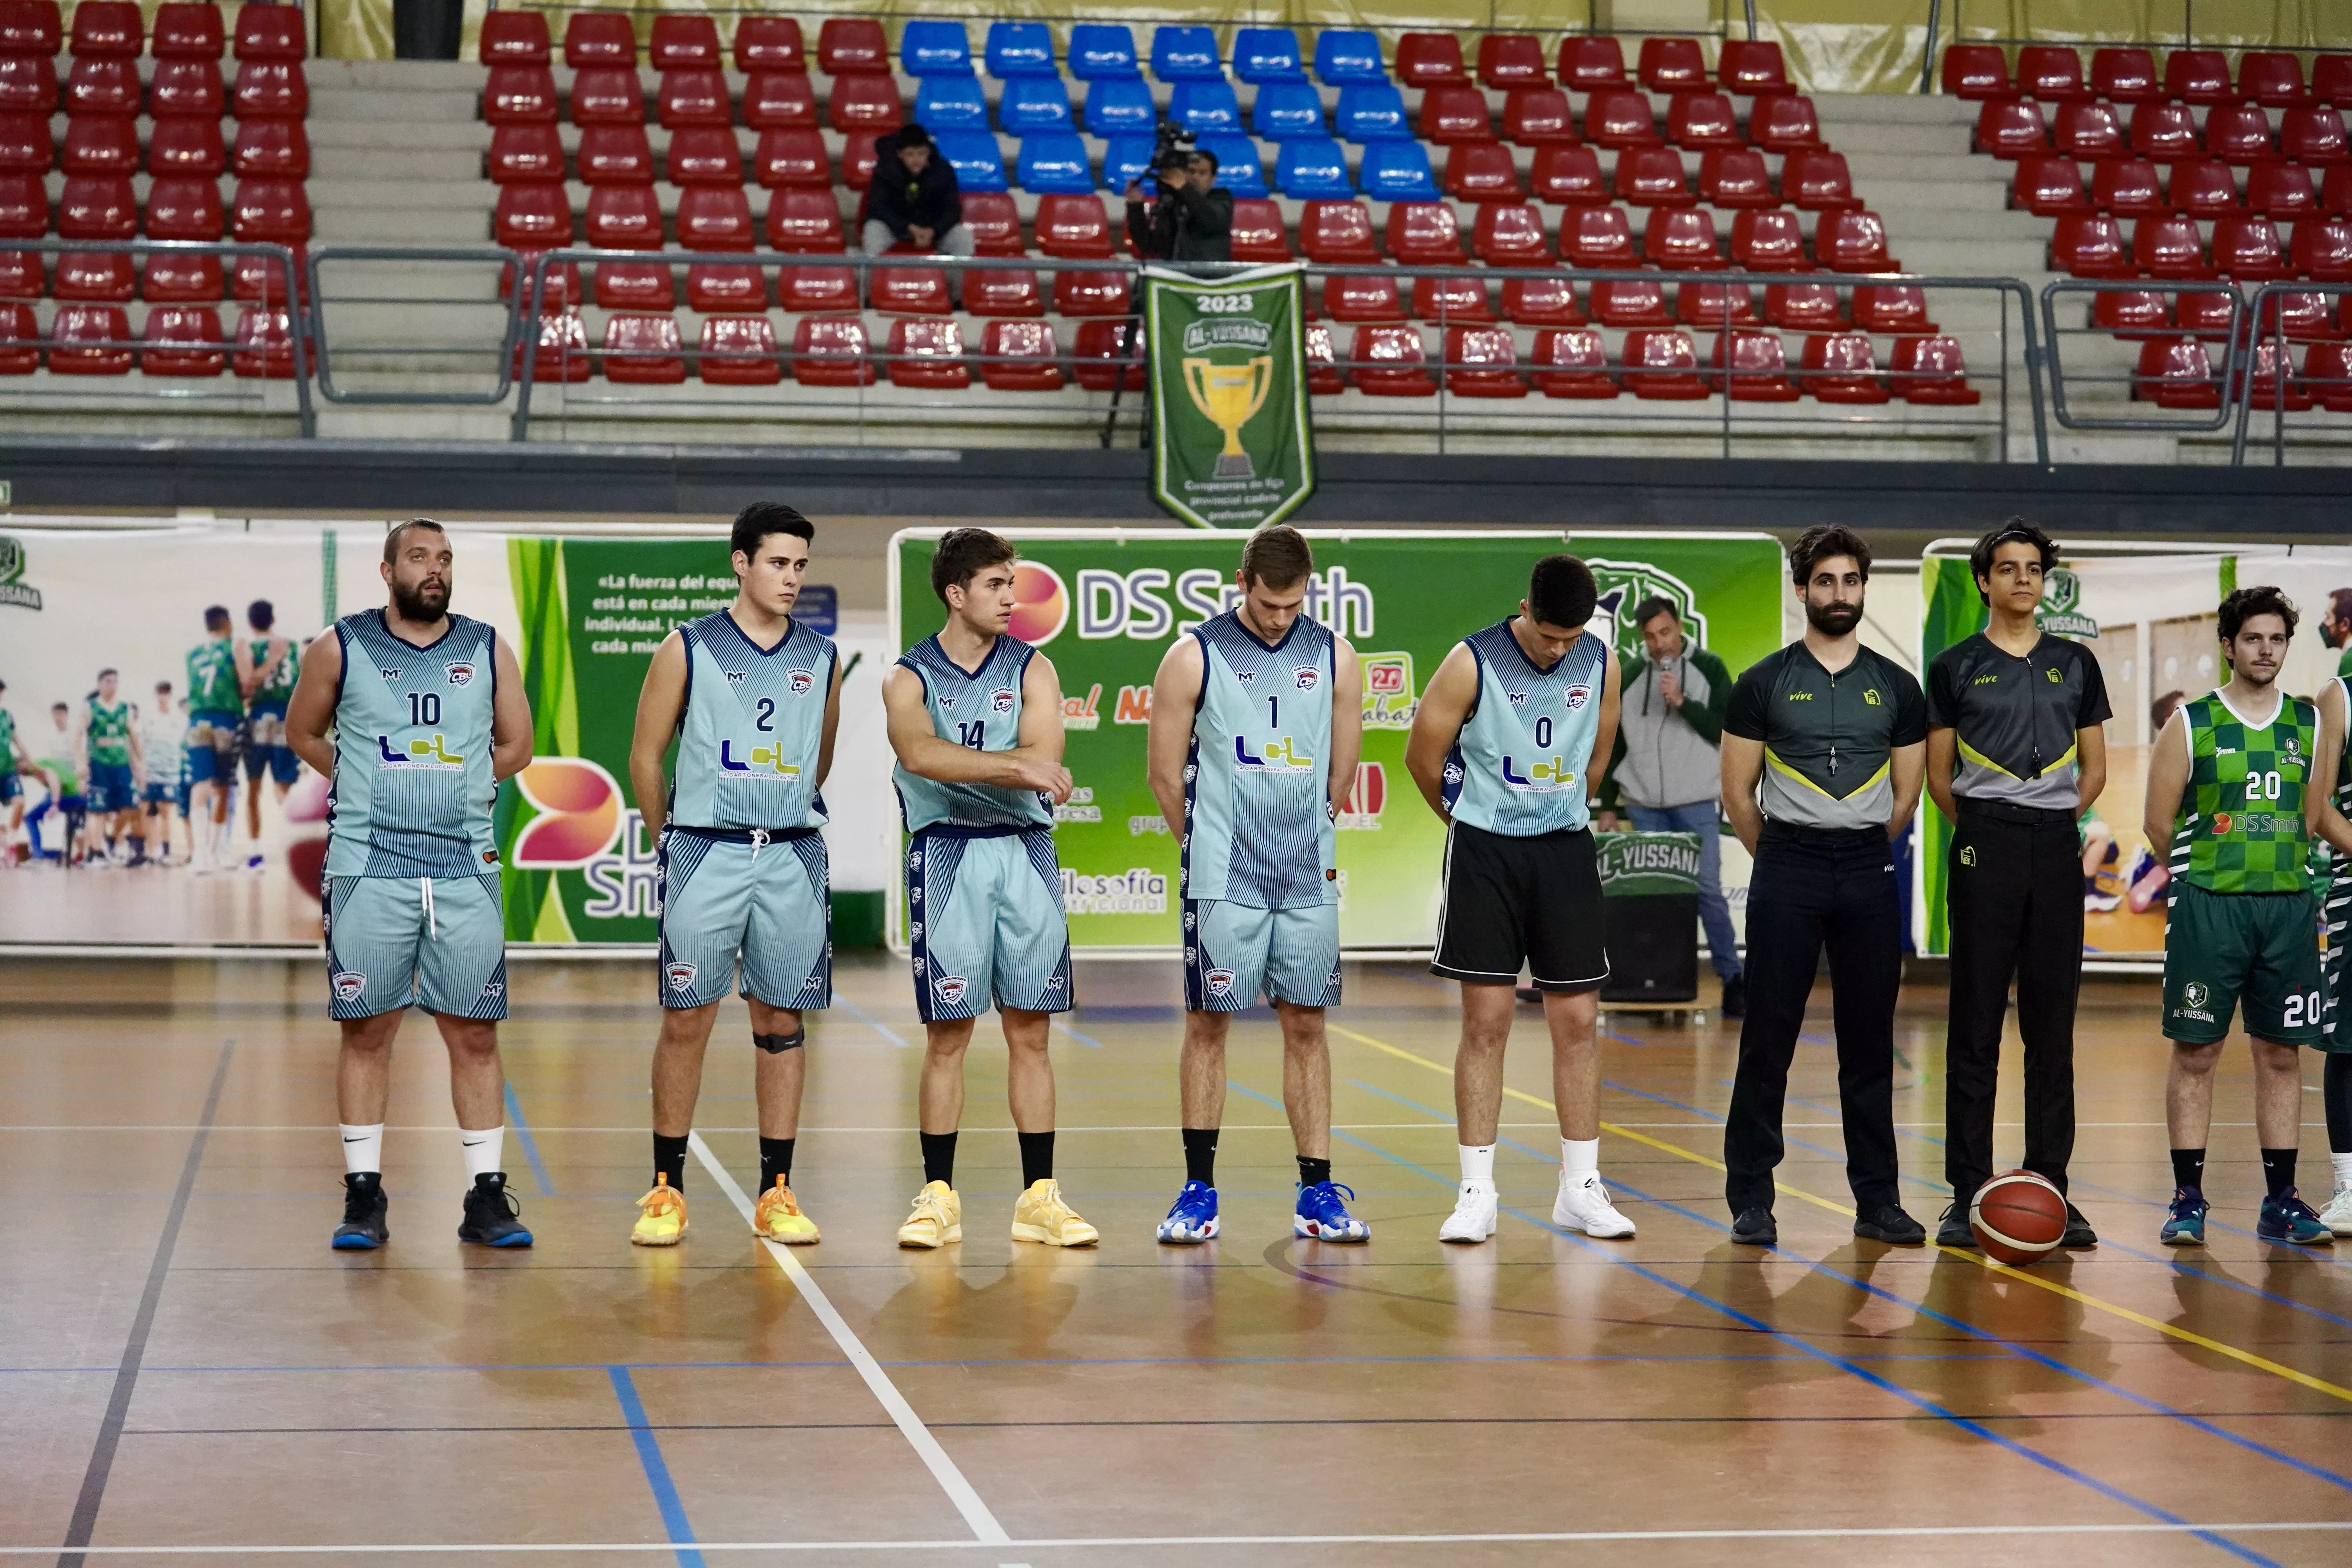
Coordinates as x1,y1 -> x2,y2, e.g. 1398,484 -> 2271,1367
1181,355 -> 1273,479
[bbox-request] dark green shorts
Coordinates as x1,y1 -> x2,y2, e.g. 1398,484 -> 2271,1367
2162,882 -> 2321,1046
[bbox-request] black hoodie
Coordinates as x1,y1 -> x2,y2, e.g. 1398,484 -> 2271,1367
867,125 -> 962,240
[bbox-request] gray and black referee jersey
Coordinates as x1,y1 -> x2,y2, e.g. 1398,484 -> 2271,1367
1926,631 -> 2111,1212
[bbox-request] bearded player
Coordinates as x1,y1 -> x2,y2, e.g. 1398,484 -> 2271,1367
285,519 -> 536,1250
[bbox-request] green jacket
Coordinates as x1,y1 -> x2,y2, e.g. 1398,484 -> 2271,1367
1597,642 -> 1733,812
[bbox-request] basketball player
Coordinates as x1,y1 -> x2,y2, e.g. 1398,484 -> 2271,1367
2147,586 -> 2333,1246
236,599 -> 301,867
138,681 -> 187,866
1147,525 -> 1367,1245
2313,677 -> 2352,1237
285,519 -> 536,1251
884,528 -> 1095,1249
627,504 -> 842,1248
1405,554 -> 1634,1245
0,677 -> 29,863
77,668 -> 142,863
1924,520 -> 2108,1250
25,702 -> 82,862
184,606 -> 243,873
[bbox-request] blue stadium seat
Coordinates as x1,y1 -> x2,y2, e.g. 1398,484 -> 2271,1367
1169,79 -> 1241,135
935,129 -> 1007,192
1234,28 -> 1306,83
1069,24 -> 1139,80
1315,29 -> 1387,85
1336,82 -> 1411,141
900,21 -> 973,77
1016,132 -> 1094,193
1276,136 -> 1351,197
1252,80 -> 1327,140
984,22 -> 1056,79
1102,134 -> 1155,191
1152,25 -> 1223,82
998,76 -> 1073,134
913,76 -> 988,132
1085,77 -> 1156,138
1198,132 -> 1267,196
1359,140 -> 1438,200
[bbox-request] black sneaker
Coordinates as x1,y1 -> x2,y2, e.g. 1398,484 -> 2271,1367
1730,1207 -> 1777,1245
457,1172 -> 534,1248
1719,975 -> 1746,1019
1854,1205 -> 1926,1245
2061,1203 -> 2098,1248
332,1172 -> 388,1250
1935,1202 -> 1977,1248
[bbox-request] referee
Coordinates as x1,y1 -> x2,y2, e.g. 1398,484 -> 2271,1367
1925,521 -> 2108,1249
1720,525 -> 1929,1247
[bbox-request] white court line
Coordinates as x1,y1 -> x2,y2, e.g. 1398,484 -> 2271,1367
2,1521 -> 2346,1553
686,1132 -> 1011,1548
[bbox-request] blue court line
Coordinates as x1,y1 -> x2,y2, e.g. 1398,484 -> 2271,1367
502,1083 -> 554,1199
606,1366 -> 706,1568
1309,1120 -> 2285,1566
828,993 -> 910,1049
1054,1020 -> 1107,1050
1349,1079 -> 2352,1500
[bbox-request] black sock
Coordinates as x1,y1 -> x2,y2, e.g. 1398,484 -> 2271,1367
920,1130 -> 957,1186
1182,1126 -> 1219,1186
2260,1147 -> 2297,1201
2327,1053 -> 2352,1154
2171,1147 -> 2205,1194
1298,1154 -> 1332,1189
1018,1129 -> 1054,1186
653,1132 -> 690,1191
760,1136 -> 795,1192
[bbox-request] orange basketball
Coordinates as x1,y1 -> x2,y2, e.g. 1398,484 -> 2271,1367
1969,1170 -> 2069,1264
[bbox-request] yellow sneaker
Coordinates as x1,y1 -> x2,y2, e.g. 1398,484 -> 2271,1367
897,1180 -> 962,1249
1011,1178 -> 1098,1247
754,1178 -> 820,1245
631,1179 -> 688,1247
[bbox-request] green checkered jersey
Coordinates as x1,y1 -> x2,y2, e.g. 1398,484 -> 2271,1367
0,707 -> 14,775
2176,689 -> 2317,894
248,637 -> 299,707
185,636 -> 240,715
85,697 -> 131,765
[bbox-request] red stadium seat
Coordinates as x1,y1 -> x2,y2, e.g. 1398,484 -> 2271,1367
1976,99 -> 2048,158
1585,90 -> 1660,149
2133,335 -> 2219,406
69,0 -> 140,56
735,18 -> 806,73
2294,216 -> 2352,280
483,65 -> 557,125
2328,165 -> 2352,215
499,253 -> 581,308
62,115 -> 138,176
2092,288 -> 2172,336
1302,201 -> 1379,263
1588,278 -> 1672,326
2281,106 -> 2350,165
886,317 -> 968,388
67,56 -> 139,116
1616,145 -> 1692,207
0,171 -> 44,237
570,66 -> 644,127
1228,197 -> 1290,262
1644,207 -> 1723,270
1766,283 -> 1848,331
2168,158 -> 2241,216
2128,101 -> 2200,160
1638,38 -> 1708,95
1801,333 -> 1890,403
871,264 -> 953,315
0,0 -> 60,56
2238,51 -> 2307,108
495,182 -> 572,249
1558,37 -> 1629,92
601,313 -> 686,383
1622,328 -> 1707,398
2164,50 -> 2234,105
146,174 -> 224,241
744,70 -> 817,130
777,265 -> 858,312
1719,40 -> 1789,96
2254,289 -> 2336,340
58,174 -> 134,238
2093,157 -> 2166,215
1501,86 -> 1575,146
2234,338 -> 2313,410
2316,55 -> 2352,108
1420,84 -> 1494,144
1473,201 -> 1550,265
586,185 -> 662,250
828,73 -> 903,134
0,113 -> 42,173
1397,33 -> 1469,89
668,126 -> 743,187
1784,149 -> 1862,211
233,3 -> 304,61
0,300 -> 32,372
476,9 -> 548,66
579,125 -> 655,184
1729,208 -> 1807,271
1817,210 -> 1896,271
684,262 -> 763,312
963,265 -> 1042,316
2211,213 -> 2289,278
1707,330 -> 1799,400
232,60 -> 306,119
697,315 -> 782,385
1676,279 -> 1759,328
1386,201 -> 1465,265
564,12 -> 635,69
1073,318 -> 1144,391
1036,193 -> 1113,258
1530,327 -> 1617,397
591,259 -> 670,310
1941,45 -> 2010,100
512,309 -> 590,382
651,15 -> 722,71
659,69 -> 730,131
1348,323 -> 1435,395
1051,268 -> 1130,317
1699,147 -> 1775,208
2092,47 -> 2161,102
2133,212 -> 2208,277
1443,325 -> 1526,396
978,319 -> 1062,392
2051,212 -> 2129,274
2248,160 -> 2319,218
962,191 -> 1026,257
49,303 -> 132,374
818,18 -> 887,74
231,178 -> 309,245
0,56 -> 56,116
53,249 -> 131,301
1502,274 -> 1581,326
2017,46 -> 2087,101
753,129 -> 829,189
234,120 -> 308,179
1475,34 -> 1546,91
141,305 -> 226,376
2175,289 -> 2239,338
1851,285 -> 1938,334
2052,101 -> 2125,159
1749,94 -> 1824,153
1669,92 -> 1742,150
1323,271 -> 1405,323
676,186 -> 754,250
1562,205 -> 1635,267
1530,145 -> 1607,205
1445,142 -> 1521,201
2303,342 -> 2352,410
2204,103 -> 2274,163
2014,154 -> 2089,214
1891,336 -> 1980,403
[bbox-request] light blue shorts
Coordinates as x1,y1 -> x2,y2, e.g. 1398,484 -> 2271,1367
324,873 -> 508,1022
657,826 -> 832,1011
1183,897 -> 1341,1012
907,826 -> 1072,1022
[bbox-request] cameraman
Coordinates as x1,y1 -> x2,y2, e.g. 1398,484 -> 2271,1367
1125,149 -> 1232,264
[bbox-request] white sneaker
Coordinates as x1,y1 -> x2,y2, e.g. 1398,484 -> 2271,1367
1438,1180 -> 1498,1243
1553,1171 -> 1636,1238
2321,1184 -> 2352,1239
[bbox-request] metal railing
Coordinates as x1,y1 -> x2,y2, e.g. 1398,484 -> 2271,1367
2230,278 -> 2352,466
2040,276 -> 2247,433
306,245 -> 529,407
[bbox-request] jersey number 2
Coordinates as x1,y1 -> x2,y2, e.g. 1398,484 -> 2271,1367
754,697 -> 774,732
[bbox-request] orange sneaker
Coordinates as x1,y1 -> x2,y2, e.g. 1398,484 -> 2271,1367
631,1178 -> 688,1246
753,1177 -> 820,1244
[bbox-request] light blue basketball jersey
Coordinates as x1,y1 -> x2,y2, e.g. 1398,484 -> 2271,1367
1183,608 -> 1336,909
668,610 -> 836,831
1441,620 -> 1607,837
327,610 -> 500,878
893,633 -> 1054,832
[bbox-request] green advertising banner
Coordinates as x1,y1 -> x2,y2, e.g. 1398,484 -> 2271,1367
1596,831 -> 1702,900
889,529 -> 1786,952
1145,265 -> 1314,530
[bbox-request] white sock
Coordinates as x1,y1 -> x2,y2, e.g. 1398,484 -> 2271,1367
2332,1151 -> 2352,1190
339,1123 -> 384,1175
1458,1143 -> 1494,1185
1561,1136 -> 1600,1184
460,1126 -> 505,1181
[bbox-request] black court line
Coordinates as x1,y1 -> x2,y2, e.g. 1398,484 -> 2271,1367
56,1038 -> 234,1568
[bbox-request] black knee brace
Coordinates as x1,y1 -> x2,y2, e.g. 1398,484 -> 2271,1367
754,1027 -> 806,1055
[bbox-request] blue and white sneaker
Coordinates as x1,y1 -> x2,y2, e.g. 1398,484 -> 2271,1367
1156,1180 -> 1220,1245
1294,1180 -> 1370,1242
2256,1190 -> 2336,1247
2159,1187 -> 2209,1246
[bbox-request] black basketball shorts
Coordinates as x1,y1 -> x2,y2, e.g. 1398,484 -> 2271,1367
1431,820 -> 1608,993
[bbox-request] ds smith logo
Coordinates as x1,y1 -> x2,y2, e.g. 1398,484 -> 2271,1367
0,534 -> 40,611
720,739 -> 802,779
378,733 -> 465,769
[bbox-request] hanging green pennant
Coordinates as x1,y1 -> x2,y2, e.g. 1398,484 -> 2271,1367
1144,264 -> 1316,530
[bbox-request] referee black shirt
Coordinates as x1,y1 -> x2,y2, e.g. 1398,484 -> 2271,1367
1724,643 -> 1928,831
1924,633 -> 2111,811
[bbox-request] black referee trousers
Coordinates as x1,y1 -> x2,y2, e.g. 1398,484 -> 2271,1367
1724,822 -> 1904,1216
1944,800 -> 2081,1208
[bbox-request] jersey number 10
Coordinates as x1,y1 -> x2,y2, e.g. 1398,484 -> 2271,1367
407,692 -> 441,726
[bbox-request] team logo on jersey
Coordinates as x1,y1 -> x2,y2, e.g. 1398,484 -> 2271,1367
1566,683 -> 1592,711
719,739 -> 802,778
377,734 -> 466,769
1236,734 -> 1315,771
2285,735 -> 2302,758
933,973 -> 969,1005
2183,981 -> 2209,1010
331,970 -> 368,1002
1863,688 -> 1883,707
379,668 -> 404,684
445,661 -> 475,687
1295,666 -> 1319,691
1501,755 -> 1575,792
937,694 -> 957,712
512,757 -> 626,867
666,960 -> 698,991
1205,967 -> 1236,998
1234,668 -> 1257,686
1507,690 -> 1528,707
789,668 -> 815,696
726,669 -> 748,686
991,686 -> 1016,715
2213,812 -> 2234,835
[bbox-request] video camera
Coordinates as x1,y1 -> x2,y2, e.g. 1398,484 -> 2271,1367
1151,116 -> 1196,173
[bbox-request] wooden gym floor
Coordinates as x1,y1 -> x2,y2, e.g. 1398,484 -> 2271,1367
5,952 -> 2350,1566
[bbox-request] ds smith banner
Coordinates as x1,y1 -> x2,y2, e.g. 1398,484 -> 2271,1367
1144,264 -> 1315,530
